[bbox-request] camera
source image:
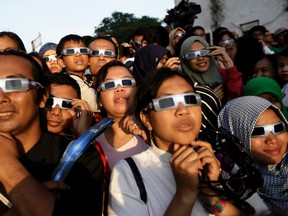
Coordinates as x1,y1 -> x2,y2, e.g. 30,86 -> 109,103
165,0 -> 201,30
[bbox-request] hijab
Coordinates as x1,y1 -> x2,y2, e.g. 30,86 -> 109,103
133,44 -> 170,83
218,96 -> 288,215
180,36 -> 222,86
244,77 -> 288,120
167,27 -> 186,56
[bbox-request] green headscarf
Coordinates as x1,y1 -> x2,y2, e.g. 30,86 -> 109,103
244,77 -> 288,120
180,36 -> 223,86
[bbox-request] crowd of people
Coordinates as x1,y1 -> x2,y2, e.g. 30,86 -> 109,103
0,21 -> 287,216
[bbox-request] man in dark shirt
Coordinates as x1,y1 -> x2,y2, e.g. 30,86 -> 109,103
0,50 -> 104,215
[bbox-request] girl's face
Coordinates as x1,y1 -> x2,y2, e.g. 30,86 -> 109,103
251,109 -> 287,164
189,41 -> 210,73
143,75 -> 202,152
99,66 -> 136,119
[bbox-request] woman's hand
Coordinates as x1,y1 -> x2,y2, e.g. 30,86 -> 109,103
208,46 -> 234,69
121,115 -> 148,142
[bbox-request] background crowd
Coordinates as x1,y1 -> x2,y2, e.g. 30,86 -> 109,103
0,20 -> 287,216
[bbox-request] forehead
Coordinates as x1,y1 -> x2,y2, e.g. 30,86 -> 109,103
105,66 -> 132,79
63,40 -> 85,48
190,41 -> 206,51
157,75 -> 194,96
0,55 -> 34,79
89,39 -> 115,51
0,36 -> 19,51
43,49 -> 57,56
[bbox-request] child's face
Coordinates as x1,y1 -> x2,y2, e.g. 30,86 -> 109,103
251,109 -> 287,164
99,66 -> 136,118
61,41 -> 89,74
278,55 -> 288,82
188,41 -> 211,73
144,75 -> 202,152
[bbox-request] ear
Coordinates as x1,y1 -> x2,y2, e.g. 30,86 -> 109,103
140,111 -> 152,131
39,90 -> 49,108
142,40 -> 148,47
57,58 -> 66,68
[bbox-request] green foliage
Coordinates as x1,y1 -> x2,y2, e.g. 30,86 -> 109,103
94,11 -> 162,43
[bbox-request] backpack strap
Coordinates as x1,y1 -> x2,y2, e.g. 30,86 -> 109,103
125,157 -> 147,204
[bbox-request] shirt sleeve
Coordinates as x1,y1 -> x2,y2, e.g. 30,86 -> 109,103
218,66 -> 244,101
108,160 -> 149,216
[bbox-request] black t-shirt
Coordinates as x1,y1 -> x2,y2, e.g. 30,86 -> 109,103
2,132 -> 104,215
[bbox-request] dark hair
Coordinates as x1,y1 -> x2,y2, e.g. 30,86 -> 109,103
278,47 -> 288,57
248,25 -> 267,36
89,35 -> 119,59
132,25 -> 169,48
28,51 -> 51,76
82,35 -> 93,47
135,67 -> 193,124
0,31 -> 26,52
47,73 -> 81,99
213,30 -> 236,46
234,36 -> 265,84
189,25 -> 205,34
94,60 -> 134,113
56,34 -> 85,57
0,49 -> 48,103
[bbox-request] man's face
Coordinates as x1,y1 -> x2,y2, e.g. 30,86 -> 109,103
89,39 -> 116,76
0,55 -> 43,136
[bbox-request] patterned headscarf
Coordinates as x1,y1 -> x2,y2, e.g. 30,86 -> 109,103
180,36 -> 223,86
218,96 -> 288,215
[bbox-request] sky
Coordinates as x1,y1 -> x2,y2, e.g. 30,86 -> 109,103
1,0 -> 175,52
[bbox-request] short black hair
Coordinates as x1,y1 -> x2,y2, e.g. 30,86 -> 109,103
89,35 -> 119,59
47,73 -> 81,99
0,31 -> 26,52
56,34 -> 86,57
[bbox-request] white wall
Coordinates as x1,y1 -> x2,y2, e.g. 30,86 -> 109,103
174,0 -> 288,37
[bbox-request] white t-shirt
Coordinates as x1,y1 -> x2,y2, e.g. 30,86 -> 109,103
108,142 -> 271,216
96,133 -> 149,169
69,74 -> 99,112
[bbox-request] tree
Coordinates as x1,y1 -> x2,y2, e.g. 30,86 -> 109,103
94,11 -> 162,43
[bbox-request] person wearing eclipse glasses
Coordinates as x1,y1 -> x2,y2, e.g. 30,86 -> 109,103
0,49 -> 104,215
93,60 -> 149,215
39,42 -> 63,73
180,35 -> 244,103
218,96 -> 288,215
56,34 -> 99,114
44,73 -> 94,139
108,68 -> 247,215
166,27 -> 186,56
88,35 -> 118,81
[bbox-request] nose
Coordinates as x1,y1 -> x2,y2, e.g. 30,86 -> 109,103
175,102 -> 190,116
0,88 -> 11,104
114,84 -> 125,92
50,104 -> 62,116
265,132 -> 277,145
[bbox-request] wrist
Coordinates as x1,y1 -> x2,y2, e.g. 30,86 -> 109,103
201,196 -> 227,215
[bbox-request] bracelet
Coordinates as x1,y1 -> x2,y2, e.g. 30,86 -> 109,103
205,198 -> 227,215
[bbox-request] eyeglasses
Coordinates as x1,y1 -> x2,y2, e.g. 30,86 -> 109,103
133,41 -> 142,47
0,78 -> 43,93
218,39 -> 234,47
173,33 -> 185,39
251,121 -> 287,138
43,54 -> 58,62
45,96 -> 74,109
90,49 -> 116,58
184,49 -> 211,60
149,93 -> 201,112
62,47 -> 90,56
99,78 -> 136,91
